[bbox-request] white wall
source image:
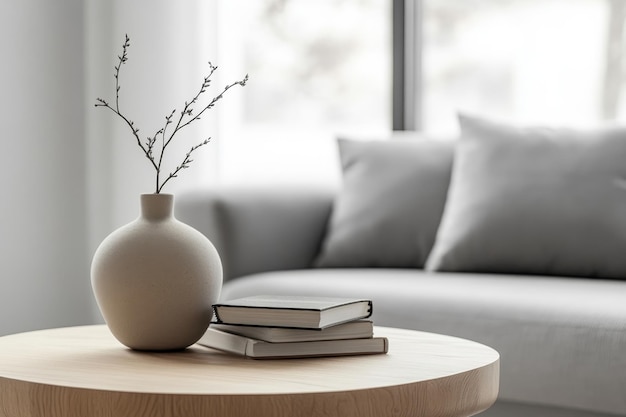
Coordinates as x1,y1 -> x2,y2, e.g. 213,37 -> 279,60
0,0 -> 92,335
0,0 -> 219,335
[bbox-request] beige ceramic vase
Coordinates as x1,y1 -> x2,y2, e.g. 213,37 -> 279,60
91,193 -> 222,351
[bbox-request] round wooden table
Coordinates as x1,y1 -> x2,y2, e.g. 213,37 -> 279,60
0,325 -> 499,417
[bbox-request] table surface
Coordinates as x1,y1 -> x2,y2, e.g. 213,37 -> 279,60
0,325 -> 499,417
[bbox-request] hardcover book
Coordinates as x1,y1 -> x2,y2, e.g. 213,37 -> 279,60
212,295 -> 373,329
198,327 -> 388,359
211,320 -> 374,343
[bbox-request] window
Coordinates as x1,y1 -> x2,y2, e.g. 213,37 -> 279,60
417,0 -> 626,133
212,0 -> 626,185
215,0 -> 391,185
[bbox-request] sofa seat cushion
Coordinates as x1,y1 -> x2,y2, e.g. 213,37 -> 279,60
220,270 -> 626,416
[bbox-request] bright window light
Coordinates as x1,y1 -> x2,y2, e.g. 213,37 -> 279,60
215,0 -> 391,186
422,0 -> 620,133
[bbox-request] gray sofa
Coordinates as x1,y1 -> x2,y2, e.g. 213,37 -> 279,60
176,115 -> 626,417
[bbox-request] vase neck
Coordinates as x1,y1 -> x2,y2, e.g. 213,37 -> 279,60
140,194 -> 174,221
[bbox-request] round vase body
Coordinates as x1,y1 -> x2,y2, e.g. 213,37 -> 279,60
91,194 -> 222,351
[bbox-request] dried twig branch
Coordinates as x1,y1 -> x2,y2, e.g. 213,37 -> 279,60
94,34 -> 248,193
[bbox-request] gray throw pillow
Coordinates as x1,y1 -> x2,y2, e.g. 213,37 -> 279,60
425,114 -> 626,279
315,136 -> 454,268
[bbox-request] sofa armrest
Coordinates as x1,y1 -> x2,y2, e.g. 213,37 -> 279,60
175,187 -> 335,282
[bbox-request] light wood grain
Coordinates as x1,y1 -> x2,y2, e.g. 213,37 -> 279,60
0,325 -> 499,417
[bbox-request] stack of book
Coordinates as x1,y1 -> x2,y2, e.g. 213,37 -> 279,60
198,295 -> 389,359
